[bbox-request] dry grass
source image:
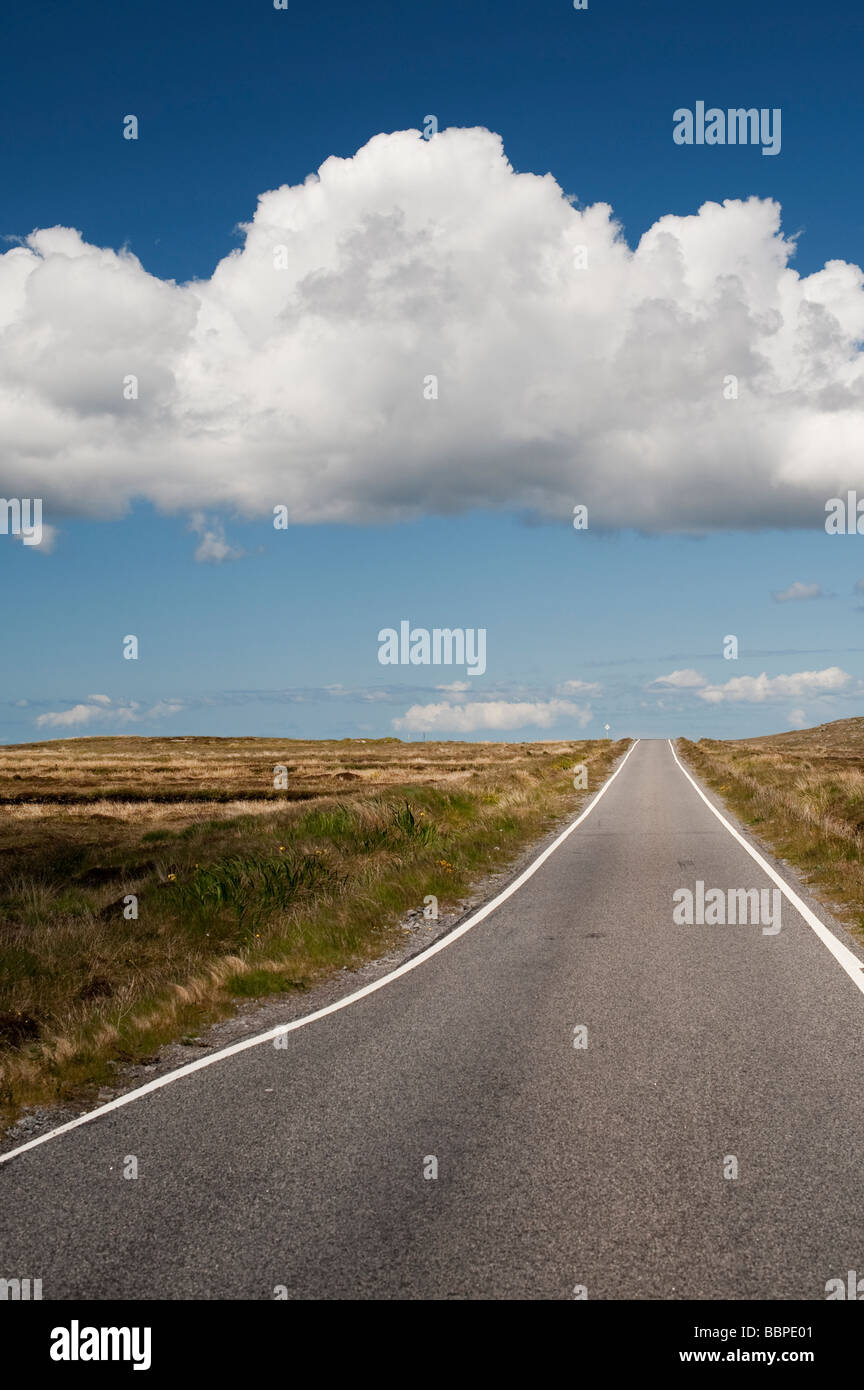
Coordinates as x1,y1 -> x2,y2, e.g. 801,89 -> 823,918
678,718 -> 864,944
0,734 -> 627,1131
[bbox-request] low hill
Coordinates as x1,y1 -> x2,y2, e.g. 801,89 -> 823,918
731,716 -> 864,757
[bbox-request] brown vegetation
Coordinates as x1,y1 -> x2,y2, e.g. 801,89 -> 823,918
0,734 -> 627,1132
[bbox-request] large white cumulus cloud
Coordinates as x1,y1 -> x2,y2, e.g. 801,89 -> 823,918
2,126 -> 863,531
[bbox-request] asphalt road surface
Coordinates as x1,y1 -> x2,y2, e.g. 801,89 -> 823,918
3,738 -> 864,1300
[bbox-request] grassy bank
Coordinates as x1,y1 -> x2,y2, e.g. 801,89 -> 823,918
678,720 -> 864,945
0,735 -> 627,1130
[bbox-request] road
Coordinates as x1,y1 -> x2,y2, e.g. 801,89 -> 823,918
3,738 -> 864,1300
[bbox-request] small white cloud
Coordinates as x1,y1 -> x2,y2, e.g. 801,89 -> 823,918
435,681 -> 471,693
650,669 -> 708,689
788,707 -> 808,727
148,700 -> 185,719
36,701 -> 139,729
86,693 -> 112,705
393,698 -> 592,733
772,582 -> 825,603
557,679 -> 602,695
13,523 -> 59,553
189,512 -> 245,565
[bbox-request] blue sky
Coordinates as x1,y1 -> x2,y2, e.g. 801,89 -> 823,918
2,0 -> 864,743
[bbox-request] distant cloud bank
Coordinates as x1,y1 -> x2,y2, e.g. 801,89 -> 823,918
393,698 -> 593,733
35,696 -> 184,728
651,665 -> 853,704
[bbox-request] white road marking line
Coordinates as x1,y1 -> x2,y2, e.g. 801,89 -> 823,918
668,738 -> 864,996
0,739 -> 640,1168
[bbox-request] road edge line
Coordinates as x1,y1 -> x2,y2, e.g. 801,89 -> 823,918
668,738 -> 864,997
